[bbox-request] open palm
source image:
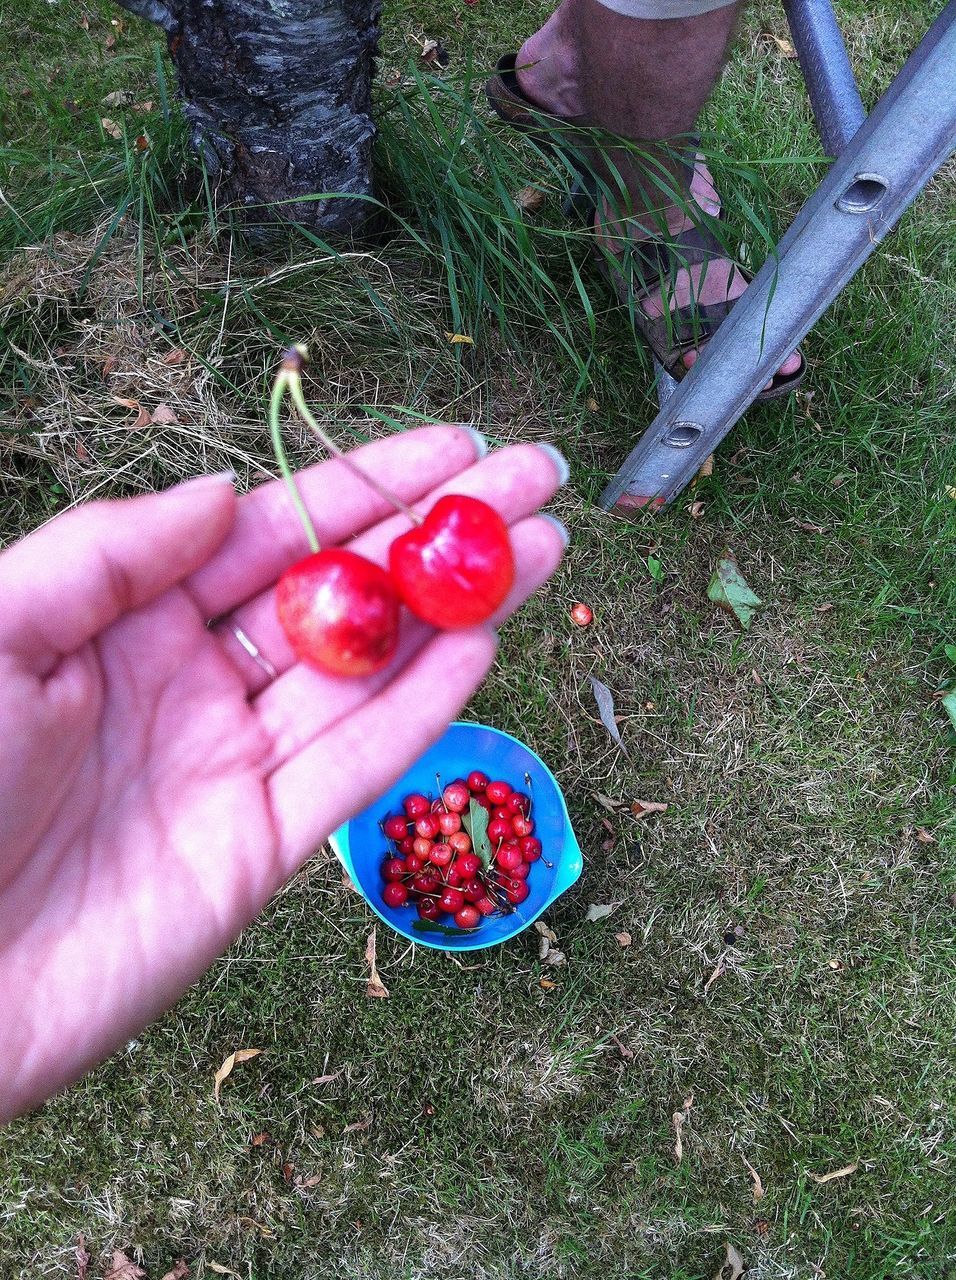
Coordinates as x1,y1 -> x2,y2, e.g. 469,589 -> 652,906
0,426 -> 566,1121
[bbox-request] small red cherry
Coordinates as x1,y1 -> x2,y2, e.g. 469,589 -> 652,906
455,853 -> 481,878
404,794 -> 430,819
462,879 -> 484,903
475,794 -> 493,812
397,836 -> 416,856
454,906 -> 481,929
383,815 -> 409,841
491,806 -> 512,823
510,860 -> 530,880
444,866 -> 464,887
467,771 -> 489,793
512,815 -> 534,838
438,811 -> 462,836
571,602 -> 593,627
504,878 -> 530,905
382,881 -> 409,908
506,792 -> 531,815
417,898 -> 441,921
448,832 -> 472,854
381,858 -> 406,882
412,872 -> 439,896
496,844 -> 523,873
485,780 -> 511,806
276,549 -> 399,677
389,495 -> 515,628
487,818 -> 513,844
474,896 -> 496,917
415,813 -> 441,840
442,782 -> 470,813
412,836 -> 433,860
429,843 -> 453,868
439,887 -> 465,914
520,836 -> 542,862
404,851 -> 424,873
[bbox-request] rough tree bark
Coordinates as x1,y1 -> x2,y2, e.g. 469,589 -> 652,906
117,0 -> 382,236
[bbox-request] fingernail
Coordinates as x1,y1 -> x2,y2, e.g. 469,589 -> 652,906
179,469 -> 237,489
456,425 -> 489,459
538,512 -> 570,549
538,443 -> 570,486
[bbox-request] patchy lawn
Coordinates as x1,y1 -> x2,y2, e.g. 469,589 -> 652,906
1,0 -> 953,1277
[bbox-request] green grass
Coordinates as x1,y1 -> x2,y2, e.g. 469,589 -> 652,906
1,0 -> 955,1277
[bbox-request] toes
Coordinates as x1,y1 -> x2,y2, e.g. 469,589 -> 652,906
682,343 -> 803,384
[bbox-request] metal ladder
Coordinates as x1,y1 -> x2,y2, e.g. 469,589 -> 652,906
598,0 -> 956,514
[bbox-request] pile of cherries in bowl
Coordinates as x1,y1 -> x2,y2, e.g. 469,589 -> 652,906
379,771 -> 545,932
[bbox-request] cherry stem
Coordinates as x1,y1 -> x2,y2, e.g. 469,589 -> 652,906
269,369 -> 320,554
283,364 -> 424,528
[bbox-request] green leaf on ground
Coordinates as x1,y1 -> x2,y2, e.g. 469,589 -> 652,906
944,643 -> 956,664
462,798 -> 492,870
708,552 -> 764,630
942,689 -> 956,731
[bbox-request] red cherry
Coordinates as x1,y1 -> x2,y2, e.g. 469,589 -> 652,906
485,780 -> 512,806
276,549 -> 399,677
417,898 -> 441,921
487,818 -> 513,844
462,879 -> 484,903
438,811 -> 462,836
475,794 -> 493,812
383,815 -> 409,841
506,792 -> 531,815
504,878 -> 530,905
439,887 -> 465,914
389,495 -> 515,629
512,815 -> 534,838
448,832 -> 472,854
474,895 -> 497,917
412,872 -> 439,896
404,794 -> 430,819
520,836 -> 542,862
444,865 -> 464,887
496,844 -> 523,873
454,853 -> 480,878
397,836 -> 416,856
382,881 -> 409,908
510,860 -> 530,880
429,843 -> 453,868
454,906 -> 481,929
415,813 -> 441,840
404,851 -> 424,873
491,806 -> 512,823
412,836 -> 434,860
571,601 -> 593,627
442,782 -> 470,813
381,858 -> 406,882
467,771 -> 489,793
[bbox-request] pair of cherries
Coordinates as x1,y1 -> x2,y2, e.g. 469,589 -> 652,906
277,493 -> 514,677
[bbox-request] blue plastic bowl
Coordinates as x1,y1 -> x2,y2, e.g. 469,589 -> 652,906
329,721 -> 583,951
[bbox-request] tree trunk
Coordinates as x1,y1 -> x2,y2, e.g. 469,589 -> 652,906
118,0 -> 381,237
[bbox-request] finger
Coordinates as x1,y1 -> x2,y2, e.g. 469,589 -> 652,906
216,442 -> 568,693
253,513 -> 567,770
267,628 -> 499,872
0,474 -> 237,676
187,424 -> 486,619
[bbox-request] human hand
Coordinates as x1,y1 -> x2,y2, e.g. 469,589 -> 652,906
0,427 -> 567,1121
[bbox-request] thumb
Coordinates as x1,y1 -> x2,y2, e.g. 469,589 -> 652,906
0,472 -> 237,671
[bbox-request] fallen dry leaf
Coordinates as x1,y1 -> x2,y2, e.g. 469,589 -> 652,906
249,1131 -> 270,1146
514,184 -> 546,215
150,402 -> 179,425
237,1217 -> 274,1238
672,1091 -> 694,1163
162,348 -> 187,365
135,134 -> 150,152
741,1153 -> 765,1200
703,955 -> 727,995
444,331 -> 474,345
534,920 -> 558,945
133,100 -> 155,113
282,1162 -> 295,1182
631,799 -> 668,820
78,12 -> 90,28
543,948 -> 566,967
343,1117 -> 371,1134
815,602 -> 835,614
159,1264 -> 189,1280
539,977 -> 557,990
296,1173 -> 322,1189
809,1161 -> 858,1185
213,1048 -> 262,1102
791,519 -> 826,534
589,676 -> 627,752
131,406 -> 151,429
101,355 -> 117,379
915,827 -> 936,844
365,928 -> 389,999
76,1236 -> 91,1280
538,934 -> 551,960
611,1033 -> 633,1060
713,1242 -> 746,1280
312,1071 -> 342,1085
102,89 -> 134,108
614,931 -> 632,948
105,32 -> 116,50
208,1267 -> 240,1278
760,31 -> 797,57
945,484 -> 956,500
585,903 -> 618,922
695,453 -> 715,480
104,1253 -> 146,1280
100,117 -> 122,139
687,499 -> 706,519
586,397 -> 599,412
